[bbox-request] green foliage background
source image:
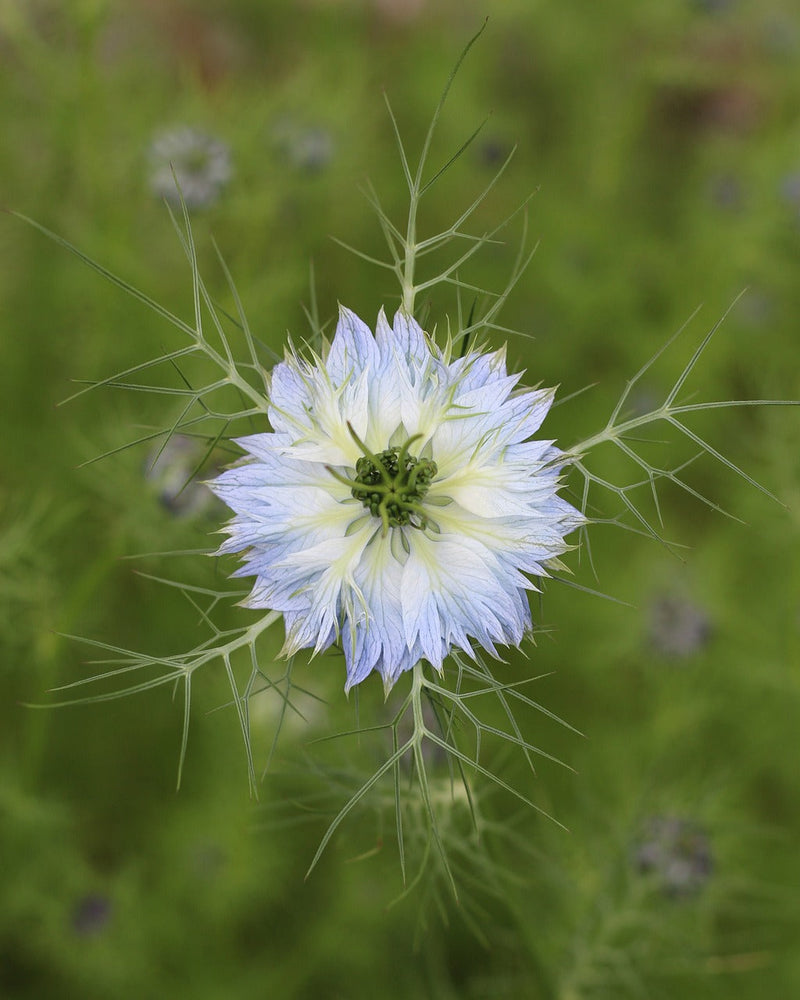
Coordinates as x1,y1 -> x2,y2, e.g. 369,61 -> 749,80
2,0 -> 799,996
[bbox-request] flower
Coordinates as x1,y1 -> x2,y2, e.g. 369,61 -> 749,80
144,434 -> 219,517
271,116 -> 334,172
648,593 -> 712,658
71,893 -> 113,936
635,816 -> 713,896
148,126 -> 232,209
211,308 -> 582,691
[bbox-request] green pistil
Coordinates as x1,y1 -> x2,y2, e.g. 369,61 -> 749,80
350,440 -> 437,530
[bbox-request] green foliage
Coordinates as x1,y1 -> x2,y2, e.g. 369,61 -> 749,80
2,1 -> 800,997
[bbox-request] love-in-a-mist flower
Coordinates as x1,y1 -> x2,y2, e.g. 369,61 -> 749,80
211,309 -> 583,691
148,126 -> 232,209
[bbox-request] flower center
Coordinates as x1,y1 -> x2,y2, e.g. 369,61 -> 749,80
351,445 -> 437,528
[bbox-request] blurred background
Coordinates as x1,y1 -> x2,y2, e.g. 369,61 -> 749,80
2,0 -> 800,996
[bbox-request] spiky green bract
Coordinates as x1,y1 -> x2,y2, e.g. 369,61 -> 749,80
211,306 -> 583,692
303,656 -> 580,893
563,299 -> 799,561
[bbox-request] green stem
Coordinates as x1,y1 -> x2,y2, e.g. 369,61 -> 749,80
565,406 -> 670,462
411,661 -> 426,743
401,198 -> 418,315
185,610 -> 281,678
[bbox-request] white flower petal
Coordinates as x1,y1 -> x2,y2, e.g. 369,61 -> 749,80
211,307 -> 583,690
325,305 -> 379,384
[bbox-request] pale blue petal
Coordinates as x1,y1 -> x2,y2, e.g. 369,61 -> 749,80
326,306 -> 379,385
210,305 -> 584,691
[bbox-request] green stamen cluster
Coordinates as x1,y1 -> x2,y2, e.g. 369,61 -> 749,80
351,443 -> 437,529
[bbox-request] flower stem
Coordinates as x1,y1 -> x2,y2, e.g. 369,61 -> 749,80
401,200 -> 418,315
411,661 -> 426,739
565,406 -> 670,461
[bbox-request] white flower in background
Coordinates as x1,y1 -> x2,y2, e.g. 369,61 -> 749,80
271,116 -> 334,172
144,434 -> 218,518
211,309 -> 583,691
635,816 -> 713,896
648,593 -> 712,658
148,126 -> 232,208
